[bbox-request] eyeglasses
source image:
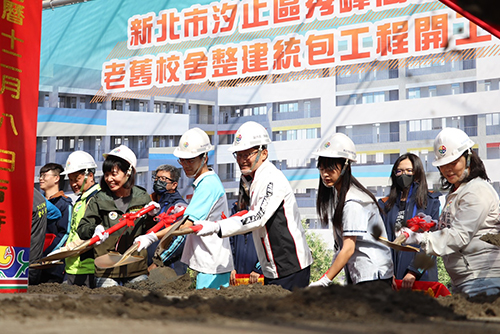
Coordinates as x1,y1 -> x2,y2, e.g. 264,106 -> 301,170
152,175 -> 174,183
317,166 -> 336,172
395,168 -> 413,176
177,158 -> 198,165
233,150 -> 259,160
69,173 -> 85,184
39,172 -> 56,179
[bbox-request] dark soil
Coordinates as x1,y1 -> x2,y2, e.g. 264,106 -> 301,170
1,270 -> 495,326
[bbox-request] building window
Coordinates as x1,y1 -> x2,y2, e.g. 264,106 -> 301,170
58,96 -> 65,108
486,113 -> 500,126
79,97 -> 86,109
56,138 -> 64,151
409,120 -> 420,132
463,81 -> 477,93
429,86 -> 437,97
154,103 -> 161,113
279,102 -> 298,113
408,88 -> 420,99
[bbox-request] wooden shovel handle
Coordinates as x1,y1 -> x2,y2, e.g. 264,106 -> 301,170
170,225 -> 202,236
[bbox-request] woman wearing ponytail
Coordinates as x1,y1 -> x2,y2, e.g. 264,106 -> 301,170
309,133 -> 393,287
378,153 -> 441,290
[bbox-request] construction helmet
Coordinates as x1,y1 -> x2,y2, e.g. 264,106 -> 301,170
432,128 -> 474,167
103,145 -> 137,170
313,133 -> 357,162
61,151 -> 97,175
228,121 -> 271,153
174,127 -> 214,159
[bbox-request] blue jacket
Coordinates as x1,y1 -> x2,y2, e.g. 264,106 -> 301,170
378,184 -> 441,281
43,191 -> 72,256
152,190 -> 188,265
230,232 -> 262,275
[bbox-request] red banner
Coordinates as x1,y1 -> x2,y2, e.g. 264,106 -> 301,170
439,0 -> 500,39
0,1 -> 42,292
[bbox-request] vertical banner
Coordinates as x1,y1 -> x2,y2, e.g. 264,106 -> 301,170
0,1 -> 43,292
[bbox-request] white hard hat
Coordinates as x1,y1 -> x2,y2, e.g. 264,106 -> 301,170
103,145 -> 137,169
313,133 -> 357,162
174,128 -> 214,159
228,121 -> 271,153
432,128 -> 474,167
61,151 -> 97,175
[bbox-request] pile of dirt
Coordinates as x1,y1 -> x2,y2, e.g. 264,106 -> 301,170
2,270 -> 500,332
15,274 -> 500,323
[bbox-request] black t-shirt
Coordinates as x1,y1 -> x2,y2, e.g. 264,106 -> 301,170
395,200 -> 406,232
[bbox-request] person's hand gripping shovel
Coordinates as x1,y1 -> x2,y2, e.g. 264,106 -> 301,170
32,202 -> 160,269
373,213 -> 436,252
94,205 -> 187,269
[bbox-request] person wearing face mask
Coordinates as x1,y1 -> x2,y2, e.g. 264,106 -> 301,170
308,133 -> 393,287
378,153 -> 441,290
401,128 -> 500,297
148,165 -> 187,275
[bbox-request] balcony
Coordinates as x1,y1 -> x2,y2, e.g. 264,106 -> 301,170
272,108 -> 321,121
351,131 -> 400,145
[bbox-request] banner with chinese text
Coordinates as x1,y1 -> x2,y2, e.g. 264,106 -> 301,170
0,1 -> 43,292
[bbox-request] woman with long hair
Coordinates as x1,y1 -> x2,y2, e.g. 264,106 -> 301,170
402,128 -> 500,296
309,133 -> 393,287
77,145 -> 157,288
379,153 -> 441,289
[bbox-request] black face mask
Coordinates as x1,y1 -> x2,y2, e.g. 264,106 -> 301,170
153,180 -> 168,195
396,174 -> 414,190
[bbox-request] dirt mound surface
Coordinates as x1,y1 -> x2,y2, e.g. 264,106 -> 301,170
3,273 -> 500,333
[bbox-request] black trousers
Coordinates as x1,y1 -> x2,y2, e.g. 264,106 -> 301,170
264,266 -> 311,291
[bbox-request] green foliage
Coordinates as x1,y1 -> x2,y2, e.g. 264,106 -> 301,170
186,268 -> 197,289
302,221 -> 335,283
436,256 -> 451,288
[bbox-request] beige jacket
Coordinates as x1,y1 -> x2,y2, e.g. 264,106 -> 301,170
422,178 -> 500,286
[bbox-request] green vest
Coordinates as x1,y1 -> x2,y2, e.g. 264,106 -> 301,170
65,183 -> 100,275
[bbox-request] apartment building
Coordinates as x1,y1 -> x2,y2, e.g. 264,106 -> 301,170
36,0 -> 500,231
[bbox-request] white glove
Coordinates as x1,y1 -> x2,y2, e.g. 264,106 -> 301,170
134,231 -> 159,252
172,203 -> 187,214
400,227 -> 424,245
308,274 -> 332,287
194,220 -> 220,236
92,225 -> 109,245
145,201 -> 161,216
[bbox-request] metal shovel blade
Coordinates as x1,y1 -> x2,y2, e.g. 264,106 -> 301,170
94,243 -> 144,269
37,239 -> 91,262
94,251 -> 125,269
29,261 -> 64,270
95,216 -> 190,269
374,235 -> 419,252
38,249 -> 81,262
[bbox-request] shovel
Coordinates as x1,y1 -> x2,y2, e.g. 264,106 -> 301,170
35,203 -> 159,263
29,260 -> 64,270
94,215 -> 190,269
373,214 -> 436,252
374,235 -> 419,252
